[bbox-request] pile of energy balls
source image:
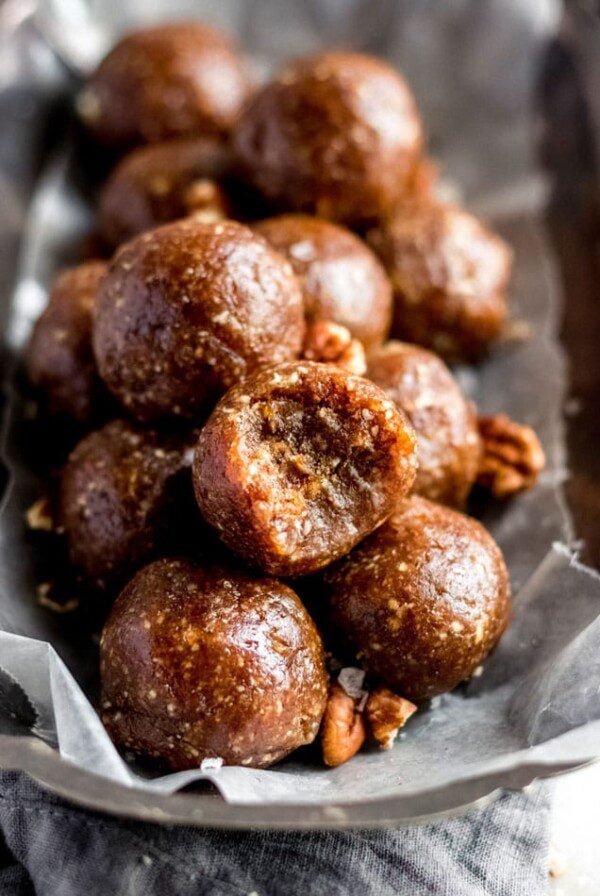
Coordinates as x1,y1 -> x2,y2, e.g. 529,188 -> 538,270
25,22 -> 546,771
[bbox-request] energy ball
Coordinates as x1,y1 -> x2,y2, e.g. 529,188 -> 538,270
93,219 -> 305,421
233,52 -> 423,225
368,199 -> 512,362
100,559 -> 328,769
325,496 -> 510,701
193,361 -> 418,577
78,23 -> 252,147
367,341 -> 480,506
99,138 -> 231,248
26,262 -> 107,422
57,419 -> 194,587
253,215 -> 392,352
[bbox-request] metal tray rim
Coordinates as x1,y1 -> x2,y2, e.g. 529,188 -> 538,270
0,735 -> 597,829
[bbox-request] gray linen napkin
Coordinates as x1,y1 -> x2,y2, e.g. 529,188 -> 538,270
0,772 -> 550,896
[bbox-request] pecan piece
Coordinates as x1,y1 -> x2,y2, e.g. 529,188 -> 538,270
184,179 -> 228,223
302,320 -> 366,376
321,682 -> 366,767
26,496 -> 54,531
365,687 -> 417,750
477,414 -> 545,498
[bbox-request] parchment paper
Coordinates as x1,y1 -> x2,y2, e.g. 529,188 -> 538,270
2,0 -> 600,810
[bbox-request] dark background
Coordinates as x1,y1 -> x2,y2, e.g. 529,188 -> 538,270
540,9 -> 600,568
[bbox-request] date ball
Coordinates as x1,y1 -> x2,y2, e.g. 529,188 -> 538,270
254,215 -> 392,352
233,52 -> 423,225
368,199 -> 511,362
78,23 -> 252,147
100,559 -> 328,769
99,138 -> 231,248
325,496 -> 510,701
193,361 -> 417,577
26,262 -> 107,422
57,420 -> 193,587
367,341 -> 480,506
93,219 -> 305,421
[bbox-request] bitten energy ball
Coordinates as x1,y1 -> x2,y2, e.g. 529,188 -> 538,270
368,199 -> 512,362
99,138 -> 231,248
93,219 -> 305,421
78,23 -> 252,147
26,262 -> 107,422
194,361 -> 417,576
233,52 -> 423,224
367,341 -> 480,506
57,420 -> 193,587
254,215 -> 392,352
325,496 -> 510,701
100,559 -> 328,769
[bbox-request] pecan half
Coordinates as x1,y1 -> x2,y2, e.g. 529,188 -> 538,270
365,687 -> 417,750
477,414 -> 545,498
302,321 -> 366,376
321,682 -> 366,767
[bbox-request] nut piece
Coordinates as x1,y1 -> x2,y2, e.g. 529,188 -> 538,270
477,414 -> 545,498
321,682 -> 366,767
302,321 -> 366,376
184,178 -> 229,222
26,497 -> 54,532
365,687 -> 417,750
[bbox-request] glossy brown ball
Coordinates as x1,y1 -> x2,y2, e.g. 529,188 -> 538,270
253,215 -> 392,352
325,496 -> 510,701
367,341 -> 481,506
93,219 -> 305,421
78,23 -> 252,147
99,138 -> 231,248
368,199 -> 512,362
26,262 -> 107,422
100,558 -> 328,769
194,361 -> 417,577
233,52 -> 423,225
57,420 -> 193,587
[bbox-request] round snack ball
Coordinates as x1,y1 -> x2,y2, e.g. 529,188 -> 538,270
100,558 -> 328,769
93,219 -> 305,421
367,199 -> 511,362
26,262 -> 107,422
78,23 -> 252,147
325,495 -> 510,701
253,215 -> 392,352
233,52 -> 423,225
99,138 -> 231,248
193,361 -> 418,577
57,419 -> 194,587
367,341 -> 481,506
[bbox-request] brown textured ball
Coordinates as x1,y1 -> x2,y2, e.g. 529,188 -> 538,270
253,215 -> 392,352
368,199 -> 512,362
93,219 -> 305,421
78,23 -> 252,147
99,138 -> 231,248
367,341 -> 481,506
26,262 -> 107,422
193,361 -> 417,577
100,558 -> 328,769
233,52 -> 423,225
325,495 -> 510,701
57,420 -> 193,587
